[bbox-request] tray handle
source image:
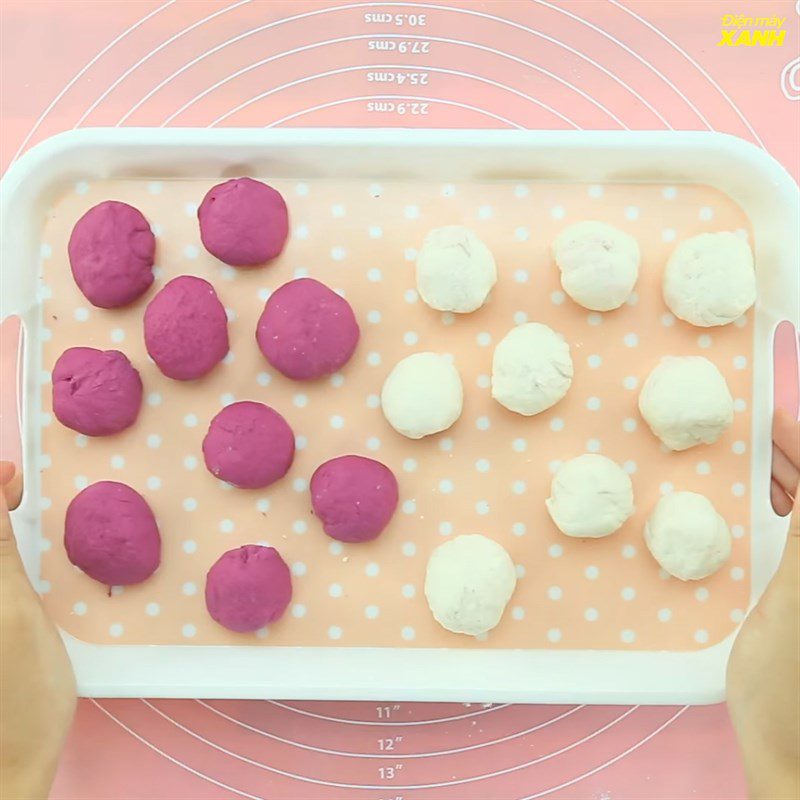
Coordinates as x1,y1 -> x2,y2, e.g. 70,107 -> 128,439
0,315 -> 23,509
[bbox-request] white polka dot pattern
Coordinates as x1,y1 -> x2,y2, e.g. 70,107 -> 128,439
37,178 -> 752,651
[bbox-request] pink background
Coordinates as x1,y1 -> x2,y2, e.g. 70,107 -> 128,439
1,1 -> 798,798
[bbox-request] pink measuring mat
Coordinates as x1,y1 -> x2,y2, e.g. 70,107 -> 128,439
2,1 -> 798,798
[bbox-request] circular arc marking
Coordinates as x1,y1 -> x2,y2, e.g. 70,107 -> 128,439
518,706 -> 689,799
141,700 -> 638,790
115,2 -> 657,127
208,64 -> 579,128
90,700 -> 265,800
195,700 -> 584,758
780,56 -> 800,100
608,0 -> 765,146
266,699 -> 510,726
262,96 -> 524,129
10,0 -> 175,163
161,35 -> 619,127
532,0 -> 712,129
92,701 -> 685,799
121,2 -> 402,123
74,0 -> 253,128
391,3 -> 669,125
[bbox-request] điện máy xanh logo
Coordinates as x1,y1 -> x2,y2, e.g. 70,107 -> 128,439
718,14 -> 787,46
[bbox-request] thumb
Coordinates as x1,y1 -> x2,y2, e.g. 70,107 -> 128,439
774,483 -> 799,583
0,462 -> 42,612
0,461 -> 25,572
0,460 -> 14,493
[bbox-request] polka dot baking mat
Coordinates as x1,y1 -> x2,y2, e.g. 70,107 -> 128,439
38,178 -> 753,650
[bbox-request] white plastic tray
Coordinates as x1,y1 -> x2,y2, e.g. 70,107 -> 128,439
1,129 -> 797,703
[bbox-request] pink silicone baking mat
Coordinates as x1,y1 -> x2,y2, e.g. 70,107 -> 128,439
38,177 -> 752,650
3,1 -> 799,798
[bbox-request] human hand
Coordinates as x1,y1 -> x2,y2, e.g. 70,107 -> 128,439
727,408 -> 799,800
0,462 -> 76,800
770,408 -> 800,515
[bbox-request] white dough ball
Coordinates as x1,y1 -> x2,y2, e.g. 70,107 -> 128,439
639,356 -> 733,451
415,226 -> 497,313
546,454 -> 634,538
663,231 -> 756,327
381,352 -> 463,439
645,491 -> 732,580
491,323 -> 573,415
552,221 -> 640,311
424,534 -> 517,636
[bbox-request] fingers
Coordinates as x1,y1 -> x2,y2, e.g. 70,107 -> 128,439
771,409 -> 800,516
773,407 -> 800,468
772,478 -> 794,516
0,461 -> 16,540
790,485 -> 800,540
772,445 -> 800,502
0,461 -> 24,573
0,462 -> 13,486
0,461 -> 22,511
770,485 -> 800,596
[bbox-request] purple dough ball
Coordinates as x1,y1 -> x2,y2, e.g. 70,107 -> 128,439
256,278 -> 360,380
68,200 -> 155,308
205,544 -> 292,632
143,275 -> 229,381
310,455 -> 399,543
52,347 -> 143,436
198,178 -> 288,267
202,401 -> 295,489
64,481 -> 161,586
